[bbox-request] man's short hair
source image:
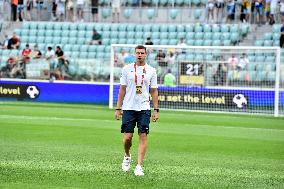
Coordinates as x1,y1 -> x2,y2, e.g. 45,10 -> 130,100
135,45 -> 146,52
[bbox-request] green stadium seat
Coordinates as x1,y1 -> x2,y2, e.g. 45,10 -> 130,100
230,25 -> 238,33
28,36 -> 37,43
168,32 -> 177,39
230,33 -> 239,43
213,32 -> 221,40
160,32 -> 168,39
136,25 -> 144,32
160,39 -> 168,45
194,40 -> 203,46
169,39 -> 178,45
240,24 -> 249,36
255,55 -> 265,63
160,25 -> 168,32
212,40 -> 221,46
101,8 -> 111,19
255,71 -> 267,82
102,31 -> 111,38
53,23 -> 61,30
88,45 -> 97,52
127,39 -> 135,44
203,40 -> 212,46
254,40 -> 264,46
127,24 -> 135,32
266,71 -> 275,81
68,37 -> 77,44
36,36 -> 45,44
221,25 -> 229,32
143,32 -> 151,38
36,30 -> 45,37
186,39 -> 194,46
203,25 -> 211,32
264,33 -> 272,40
169,9 -> 179,20
272,24 -> 281,33
118,38 -> 127,44
123,9 -> 133,19
135,32 -> 143,38
177,32 -> 186,39
263,40 -> 273,46
152,32 -> 160,39
222,33 -> 230,40
53,30 -> 62,37
204,32 -> 212,40
101,38 -> 110,45
194,9 -> 202,20
212,25 -> 220,33
143,24 -> 151,32
223,39 -> 232,46
168,25 -> 177,32
64,44 -> 72,52
195,32 -> 203,40
110,38 -> 118,44
147,9 -> 156,20
44,37 -> 53,44
78,31 -> 86,38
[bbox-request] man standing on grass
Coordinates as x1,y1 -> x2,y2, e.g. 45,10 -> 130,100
114,45 -> 159,176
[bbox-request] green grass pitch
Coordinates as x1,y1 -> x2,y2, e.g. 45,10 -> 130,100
0,101 -> 284,188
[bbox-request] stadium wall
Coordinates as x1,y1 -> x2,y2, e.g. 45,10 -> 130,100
0,80 -> 283,109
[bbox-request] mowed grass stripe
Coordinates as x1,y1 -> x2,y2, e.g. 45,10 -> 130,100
0,102 -> 284,188
1,114 -> 284,142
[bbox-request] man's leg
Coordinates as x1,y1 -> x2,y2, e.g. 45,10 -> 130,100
137,133 -> 147,165
123,133 -> 133,157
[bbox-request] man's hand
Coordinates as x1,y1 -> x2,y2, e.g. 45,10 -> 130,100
115,110 -> 122,120
152,111 -> 158,122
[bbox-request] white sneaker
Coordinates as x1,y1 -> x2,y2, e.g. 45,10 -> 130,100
121,155 -> 131,172
134,165 -> 144,176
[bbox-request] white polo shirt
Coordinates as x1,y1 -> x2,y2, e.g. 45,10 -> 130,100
120,63 -> 158,111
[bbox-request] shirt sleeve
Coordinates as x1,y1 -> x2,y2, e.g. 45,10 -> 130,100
120,67 -> 127,86
150,69 -> 158,88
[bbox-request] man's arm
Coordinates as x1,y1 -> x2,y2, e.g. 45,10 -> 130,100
150,88 -> 159,122
115,85 -> 126,120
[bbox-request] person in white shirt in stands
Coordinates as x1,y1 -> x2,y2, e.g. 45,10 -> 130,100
76,0 -> 85,21
227,54 -> 238,70
115,45 -> 159,176
112,0 -> 121,23
237,53 -> 249,70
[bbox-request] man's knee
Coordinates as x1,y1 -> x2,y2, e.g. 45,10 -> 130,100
124,133 -> 133,142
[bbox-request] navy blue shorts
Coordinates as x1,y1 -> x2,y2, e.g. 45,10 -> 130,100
121,110 -> 151,134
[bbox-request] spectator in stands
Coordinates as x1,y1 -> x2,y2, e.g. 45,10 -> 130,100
226,0 -> 235,23
177,38 -> 187,54
166,51 -> 176,70
206,0 -> 215,23
254,0 -> 264,26
1,34 -> 9,49
264,0 -> 271,24
240,0 -> 250,23
280,22 -> 284,48
66,0 -> 74,22
51,0 -> 57,21
76,0 -> 85,22
117,48 -> 129,65
55,46 -> 65,66
163,69 -> 176,87
29,44 -> 42,59
156,50 -> 166,67
36,0 -> 44,21
112,0 -> 121,23
89,29 -> 102,45
238,53 -> 249,70
216,0 -> 225,23
21,44 -> 31,57
11,0 -> 18,21
26,0 -> 33,21
227,54 -> 238,70
18,0 -> 24,21
213,62 -> 227,86
269,0 -> 277,25
145,37 -> 153,45
57,0 -> 65,21
280,0 -> 284,21
46,46 -> 55,60
91,0 -> 99,22
7,33 -> 20,49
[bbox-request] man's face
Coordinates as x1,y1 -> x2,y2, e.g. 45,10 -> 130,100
135,48 -> 147,62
